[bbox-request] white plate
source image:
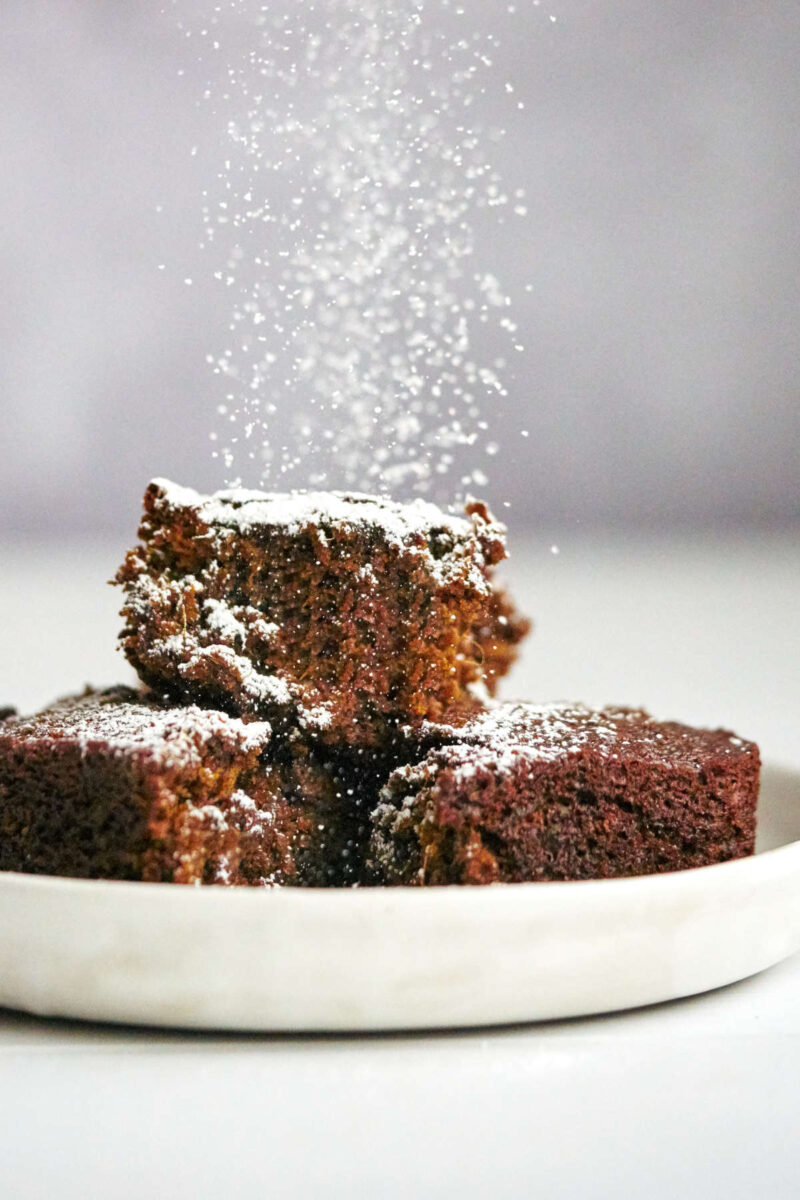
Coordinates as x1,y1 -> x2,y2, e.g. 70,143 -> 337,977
0,763 -> 798,1031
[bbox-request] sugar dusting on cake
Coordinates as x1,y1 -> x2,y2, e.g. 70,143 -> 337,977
4,687 -> 272,767
407,702 -> 758,777
149,477 -> 500,549
146,477 -> 506,591
171,1 -> 553,502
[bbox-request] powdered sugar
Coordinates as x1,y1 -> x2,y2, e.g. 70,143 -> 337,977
407,701 -> 757,780
173,2 -> 538,499
148,477 -> 506,592
3,687 -> 272,769
178,645 -> 294,708
151,476 -> 487,547
298,704 -> 335,733
202,598 -> 250,645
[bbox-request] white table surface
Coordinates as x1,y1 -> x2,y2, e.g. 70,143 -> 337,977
0,531 -> 798,1199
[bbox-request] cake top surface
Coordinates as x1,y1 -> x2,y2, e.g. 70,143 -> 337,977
148,477 -> 503,551
408,701 -> 757,780
1,687 -> 271,768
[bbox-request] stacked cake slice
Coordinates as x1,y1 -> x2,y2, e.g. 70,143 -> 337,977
0,480 -> 759,886
115,479 -> 529,743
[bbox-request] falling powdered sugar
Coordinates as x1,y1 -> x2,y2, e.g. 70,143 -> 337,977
175,0 -> 538,501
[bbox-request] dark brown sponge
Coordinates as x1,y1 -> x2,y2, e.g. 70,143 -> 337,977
0,687 -> 368,886
369,703 -> 760,885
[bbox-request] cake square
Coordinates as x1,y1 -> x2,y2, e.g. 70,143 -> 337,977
115,479 -> 529,747
0,687 -> 365,886
369,703 -> 760,884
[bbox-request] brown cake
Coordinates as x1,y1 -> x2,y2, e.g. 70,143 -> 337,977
368,703 -> 760,885
472,587 -> 531,697
115,479 -> 529,747
0,687 -> 367,886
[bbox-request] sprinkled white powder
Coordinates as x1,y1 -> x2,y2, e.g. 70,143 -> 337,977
179,645 -> 294,707
202,598 -> 249,644
152,477 -> 478,544
4,688 -> 272,768
190,804 -> 229,831
231,789 -> 257,812
148,477 -> 505,592
203,598 -> 280,646
299,704 -> 335,732
153,633 -> 190,657
213,861 -> 233,885
176,1 -> 531,500
404,702 -> 756,781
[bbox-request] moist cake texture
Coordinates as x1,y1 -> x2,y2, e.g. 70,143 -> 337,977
116,479 -> 528,746
0,687 -> 366,886
368,703 -> 760,885
472,587 -> 531,696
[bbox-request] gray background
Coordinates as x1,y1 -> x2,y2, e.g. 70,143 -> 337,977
1,0 -> 798,537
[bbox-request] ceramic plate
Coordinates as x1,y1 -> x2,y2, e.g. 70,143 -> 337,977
0,764 -> 798,1031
